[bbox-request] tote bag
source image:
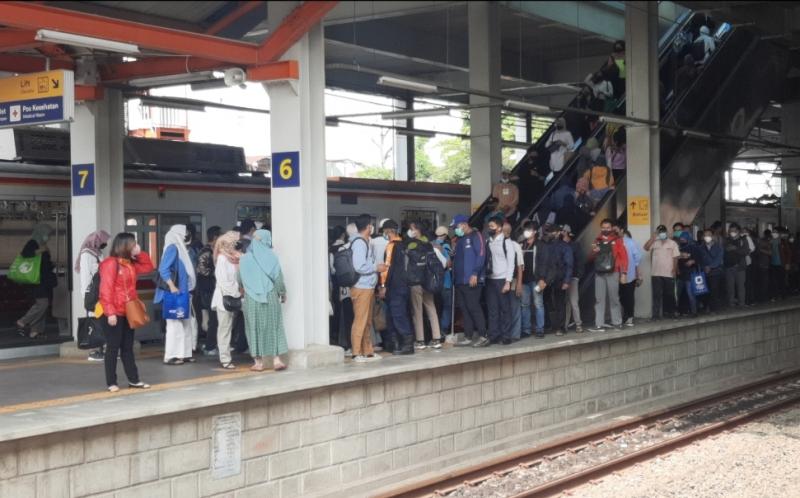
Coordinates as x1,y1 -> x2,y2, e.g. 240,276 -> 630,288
77,317 -> 105,350
163,291 -> 191,320
690,271 -> 709,296
8,253 -> 42,285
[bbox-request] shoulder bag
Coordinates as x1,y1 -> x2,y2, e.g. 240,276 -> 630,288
121,259 -> 150,329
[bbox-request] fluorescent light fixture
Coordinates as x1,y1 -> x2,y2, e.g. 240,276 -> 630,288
381,108 -> 451,120
139,97 -> 206,112
683,130 -> 712,139
190,79 -> 228,91
377,76 -> 438,94
129,71 -> 216,88
326,117 -> 340,127
504,100 -> 554,113
397,128 -> 436,139
35,29 -> 139,54
599,115 -> 642,127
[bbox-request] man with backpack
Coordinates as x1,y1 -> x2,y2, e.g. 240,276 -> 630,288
534,225 -> 573,336
406,222 -> 445,350
379,219 -> 414,355
450,214 -> 489,348
590,219 -> 628,332
485,216 -> 516,345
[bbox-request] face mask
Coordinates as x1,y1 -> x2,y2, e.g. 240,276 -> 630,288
488,229 -> 497,237
523,230 -> 534,239
601,229 -> 611,236
501,178 -> 509,184
673,230 -> 683,238
729,232 -> 738,239
658,232 -> 667,240
99,243 -> 107,251
704,236 -> 713,244
772,233 -> 780,239
407,229 -> 417,239
383,234 -> 389,241
781,234 -> 789,239
556,125 -> 564,130
454,228 -> 465,237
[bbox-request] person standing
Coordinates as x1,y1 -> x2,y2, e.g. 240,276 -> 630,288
98,233 -> 154,392
492,170 -> 520,221
545,117 -> 575,177
433,226 -> 454,335
535,225 -> 573,336
211,231 -> 241,369
589,219 -> 628,332
156,224 -> 197,365
349,214 -> 384,362
700,229 -> 724,312
14,224 -> 56,340
562,226 -> 585,333
643,225 -> 680,320
485,217 -> 516,345
620,229 -> 642,326
723,223 -> 749,308
520,221 -> 543,338
197,226 -> 221,356
239,229 -> 288,372
76,230 -> 111,361
676,232 -> 702,316
502,222 -> 525,341
406,222 -> 444,350
379,220 -> 414,355
450,215 -> 489,347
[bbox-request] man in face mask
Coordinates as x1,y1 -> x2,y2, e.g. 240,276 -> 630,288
520,221 -> 544,337
700,229 -> 724,312
644,224 -> 680,320
379,220 -> 413,355
502,222 -> 525,341
534,225 -> 573,337
433,226 -> 454,335
492,170 -> 519,222
722,223 -> 749,309
589,219 -> 628,332
406,222 -> 443,351
449,215 -> 489,347
545,117 -> 575,175
485,217 -> 516,345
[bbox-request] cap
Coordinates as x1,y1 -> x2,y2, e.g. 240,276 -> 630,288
656,224 -> 667,232
382,219 -> 398,230
450,214 -> 469,227
435,226 -> 449,237
562,224 -> 573,235
378,218 -> 391,229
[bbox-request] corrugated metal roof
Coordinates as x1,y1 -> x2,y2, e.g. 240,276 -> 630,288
90,1 -> 228,24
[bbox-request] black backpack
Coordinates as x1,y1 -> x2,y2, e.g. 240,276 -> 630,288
596,240 -> 616,273
333,238 -> 368,288
84,271 -> 101,312
423,249 -> 445,294
404,241 -> 431,287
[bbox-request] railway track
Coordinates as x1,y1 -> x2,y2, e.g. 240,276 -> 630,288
378,369 -> 800,498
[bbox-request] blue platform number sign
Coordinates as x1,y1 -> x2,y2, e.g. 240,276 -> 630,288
72,163 -> 95,196
271,151 -> 300,188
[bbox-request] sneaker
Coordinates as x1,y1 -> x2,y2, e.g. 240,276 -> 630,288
374,346 -> 384,352
501,338 -> 512,345
353,355 -> 369,363
87,351 -> 104,362
615,325 -> 624,330
414,341 -> 427,351
588,327 -> 604,333
555,330 -> 565,337
344,349 -> 352,357
455,337 -> 473,347
367,354 -> 382,362
203,348 -> 219,357
625,317 -> 634,327
575,325 -> 584,333
430,339 -> 444,349
472,337 -> 491,348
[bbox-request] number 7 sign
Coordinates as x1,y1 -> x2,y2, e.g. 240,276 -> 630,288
71,163 -> 95,196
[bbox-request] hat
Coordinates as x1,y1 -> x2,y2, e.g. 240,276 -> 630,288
656,224 -> 667,232
450,214 -> 469,227
378,218 -> 391,229
382,219 -> 398,230
562,224 -> 574,235
435,226 -> 449,237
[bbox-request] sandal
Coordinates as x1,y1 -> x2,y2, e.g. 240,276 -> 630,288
250,365 -> 265,372
128,382 -> 151,389
107,385 -> 120,393
182,357 -> 197,363
221,363 -> 236,370
164,358 -> 184,365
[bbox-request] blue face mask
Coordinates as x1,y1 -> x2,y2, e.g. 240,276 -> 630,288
454,227 -> 465,238
383,234 -> 389,241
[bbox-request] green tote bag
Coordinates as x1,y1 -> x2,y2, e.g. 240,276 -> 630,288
8,253 -> 42,285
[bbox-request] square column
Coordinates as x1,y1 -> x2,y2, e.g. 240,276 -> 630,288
468,1 -> 502,210
264,24 -> 341,367
68,90 -> 125,340
625,1 -> 660,318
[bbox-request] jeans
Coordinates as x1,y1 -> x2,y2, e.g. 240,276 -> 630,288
705,271 -> 723,311
724,267 -> 746,308
676,279 -> 697,314
455,284 -> 486,339
651,276 -> 675,319
103,316 -> 140,387
508,288 -> 522,340
565,277 -> 582,327
387,284 -> 412,339
769,266 -> 785,299
619,281 -> 636,322
594,272 -> 622,328
486,279 -> 512,342
439,287 -> 453,333
521,282 -> 545,336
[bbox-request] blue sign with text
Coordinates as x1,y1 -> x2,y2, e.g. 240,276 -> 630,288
72,163 -> 95,196
271,151 -> 300,188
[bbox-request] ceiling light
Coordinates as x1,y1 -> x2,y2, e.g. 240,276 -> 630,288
599,115 -> 642,127
377,76 -> 438,94
35,29 -> 139,54
129,71 -> 216,88
381,108 -> 451,120
504,100 -> 553,113
683,130 -> 712,139
190,79 -> 228,91
397,128 -> 436,139
139,97 -> 206,112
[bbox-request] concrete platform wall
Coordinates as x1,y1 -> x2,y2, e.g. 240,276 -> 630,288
2,308 -> 800,498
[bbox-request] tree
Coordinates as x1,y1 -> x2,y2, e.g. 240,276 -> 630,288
355,164 -> 394,180
414,137 -> 435,182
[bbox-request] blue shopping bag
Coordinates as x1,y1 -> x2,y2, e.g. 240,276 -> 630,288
690,271 -> 709,296
163,291 -> 191,320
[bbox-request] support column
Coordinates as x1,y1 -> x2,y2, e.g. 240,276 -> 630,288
264,23 -> 341,368
468,1 -> 502,211
625,1 -> 660,318
67,88 -> 125,345
781,103 -> 800,232
392,98 -> 411,181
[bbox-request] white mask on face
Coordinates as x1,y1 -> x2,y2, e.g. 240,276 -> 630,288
704,236 -> 713,244
523,230 -> 534,239
773,233 -> 780,239
407,229 -> 417,239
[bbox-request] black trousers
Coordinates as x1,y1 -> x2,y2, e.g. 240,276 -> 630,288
338,297 -> 354,350
104,316 -> 140,387
770,266 -> 786,299
204,307 -> 218,351
619,281 -> 636,321
486,279 -> 511,342
755,267 -> 770,302
705,272 -> 723,311
455,284 -> 486,339
545,285 -> 567,332
651,277 -> 675,318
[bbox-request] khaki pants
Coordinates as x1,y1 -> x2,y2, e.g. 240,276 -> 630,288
350,288 -> 375,356
410,285 -> 441,342
216,308 -> 235,365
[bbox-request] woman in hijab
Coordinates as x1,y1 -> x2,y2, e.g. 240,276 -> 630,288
75,229 -> 111,361
155,224 -> 197,365
15,224 -> 56,339
239,229 -> 288,371
211,230 -> 241,369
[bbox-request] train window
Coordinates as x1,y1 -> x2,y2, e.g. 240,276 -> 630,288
401,209 -> 438,229
236,204 -> 271,228
125,213 -> 202,266
328,215 -> 377,230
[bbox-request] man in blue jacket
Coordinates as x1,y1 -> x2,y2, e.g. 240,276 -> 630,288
451,215 -> 490,347
534,224 -> 573,336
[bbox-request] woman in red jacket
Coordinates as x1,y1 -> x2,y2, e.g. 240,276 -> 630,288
99,233 -> 154,392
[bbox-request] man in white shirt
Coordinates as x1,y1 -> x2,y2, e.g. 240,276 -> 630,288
485,217 -> 516,345
503,222 -> 525,341
545,117 -> 575,175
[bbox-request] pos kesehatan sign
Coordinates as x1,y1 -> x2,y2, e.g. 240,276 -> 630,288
0,70 -> 75,128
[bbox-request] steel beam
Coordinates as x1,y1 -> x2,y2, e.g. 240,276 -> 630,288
205,1 -> 265,36
256,1 -> 338,63
500,0 -> 625,41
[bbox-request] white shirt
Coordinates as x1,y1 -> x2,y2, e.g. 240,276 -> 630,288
211,255 -> 241,312
79,251 -> 100,296
546,129 -> 575,172
488,234 -> 516,282
371,236 -> 389,265
508,239 -> 524,270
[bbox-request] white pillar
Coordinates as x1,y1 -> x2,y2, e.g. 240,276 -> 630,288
69,89 -> 125,338
393,98 -> 409,181
625,1 -> 660,318
468,1 -> 502,211
264,24 -> 341,367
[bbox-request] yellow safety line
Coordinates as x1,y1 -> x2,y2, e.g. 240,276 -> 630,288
0,367 -> 272,415
0,349 -> 164,370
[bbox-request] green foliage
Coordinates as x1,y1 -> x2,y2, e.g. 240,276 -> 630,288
355,164 -> 394,180
414,137 -> 435,182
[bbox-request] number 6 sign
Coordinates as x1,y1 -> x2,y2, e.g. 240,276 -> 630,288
71,163 -> 95,196
271,151 -> 300,188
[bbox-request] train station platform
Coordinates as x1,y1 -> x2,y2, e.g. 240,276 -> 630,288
1,301 -> 799,498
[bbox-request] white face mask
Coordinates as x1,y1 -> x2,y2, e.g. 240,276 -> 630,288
501,178 -> 509,184
523,230 -> 534,239
407,229 -> 417,239
704,236 -> 713,244
773,233 -> 780,239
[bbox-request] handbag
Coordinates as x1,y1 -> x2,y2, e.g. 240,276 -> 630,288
8,253 -> 42,285
126,298 -> 150,329
690,270 -> 709,296
163,291 -> 191,320
77,317 -> 105,350
223,295 -> 242,312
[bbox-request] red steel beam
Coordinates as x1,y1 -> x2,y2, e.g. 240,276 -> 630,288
247,60 -> 299,81
256,1 -> 337,63
205,1 -> 263,36
0,29 -> 41,52
99,56 -> 226,82
0,2 -> 259,65
0,53 -> 73,73
75,84 -> 103,101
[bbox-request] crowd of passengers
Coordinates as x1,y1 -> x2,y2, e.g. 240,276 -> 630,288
328,213 -> 800,361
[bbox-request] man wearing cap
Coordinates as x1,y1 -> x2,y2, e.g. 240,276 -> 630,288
544,117 -> 575,175
450,214 -> 489,347
644,224 -> 680,320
